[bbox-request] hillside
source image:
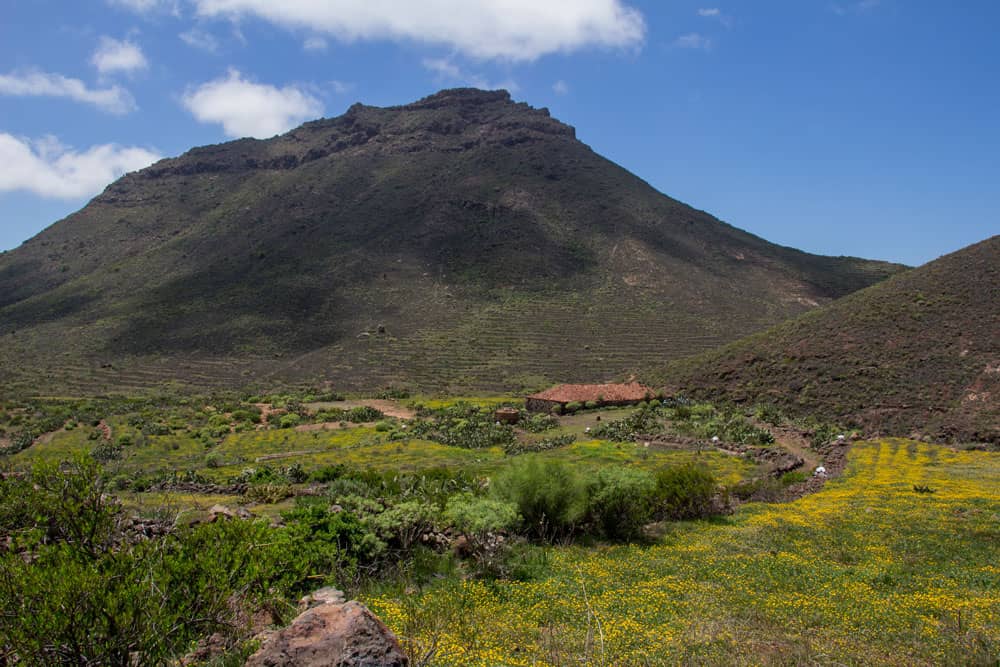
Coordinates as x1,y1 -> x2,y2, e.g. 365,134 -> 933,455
661,236 -> 1000,443
0,88 -> 903,394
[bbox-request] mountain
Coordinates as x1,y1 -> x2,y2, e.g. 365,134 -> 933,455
660,236 -> 999,443
0,88 -> 904,395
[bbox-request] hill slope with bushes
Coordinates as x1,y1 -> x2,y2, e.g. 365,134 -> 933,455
661,236 -> 1000,443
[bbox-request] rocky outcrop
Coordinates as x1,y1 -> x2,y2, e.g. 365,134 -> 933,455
245,589 -> 407,667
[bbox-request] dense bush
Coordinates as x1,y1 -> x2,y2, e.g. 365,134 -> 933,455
443,493 -> 519,574
370,500 -> 436,550
408,406 -> 516,450
504,434 -> 576,455
521,413 -> 559,433
594,406 -> 664,442
588,467 -> 656,541
492,458 -> 588,540
655,464 -> 718,520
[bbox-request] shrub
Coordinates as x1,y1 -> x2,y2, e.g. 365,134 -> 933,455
522,413 -> 559,433
594,407 -> 663,442
348,406 -> 383,423
370,500 -> 436,551
375,420 -> 393,432
655,464 -> 718,520
550,404 -> 563,415
754,404 -> 784,426
492,458 -> 588,540
92,440 -> 123,463
564,402 -> 582,414
503,434 -> 575,455
204,452 -> 222,468
443,493 -> 519,574
245,484 -> 294,504
588,467 -> 656,541
278,413 -> 302,429
584,401 -> 598,410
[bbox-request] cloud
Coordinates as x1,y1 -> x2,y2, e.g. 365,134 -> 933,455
180,28 -> 219,52
698,7 -> 733,27
552,80 -> 569,95
106,0 -> 180,14
303,36 -> 328,52
181,68 -> 323,138
832,0 -> 881,15
422,58 -> 518,92
329,80 -> 353,94
673,33 -> 712,50
0,70 -> 136,114
92,37 -> 149,75
0,133 -> 160,199
190,0 -> 646,61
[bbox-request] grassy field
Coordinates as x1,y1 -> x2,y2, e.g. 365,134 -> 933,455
365,439 -> 1000,666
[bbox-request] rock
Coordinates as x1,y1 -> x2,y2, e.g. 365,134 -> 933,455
298,587 -> 346,612
245,599 -> 408,667
208,504 -> 236,520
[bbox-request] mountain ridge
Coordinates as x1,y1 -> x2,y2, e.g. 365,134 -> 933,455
0,88 -> 904,394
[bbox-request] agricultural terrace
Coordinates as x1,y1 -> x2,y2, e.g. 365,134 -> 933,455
366,440 -> 1000,666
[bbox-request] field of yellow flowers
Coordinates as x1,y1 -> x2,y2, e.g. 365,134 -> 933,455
367,439 -> 1000,665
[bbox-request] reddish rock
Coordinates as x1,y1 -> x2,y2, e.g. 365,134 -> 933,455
245,599 -> 407,667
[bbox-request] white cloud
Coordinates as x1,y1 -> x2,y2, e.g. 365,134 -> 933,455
832,0 -> 881,15
673,33 -> 712,50
191,0 -> 646,61
303,36 -> 328,52
91,37 -> 149,75
181,69 -> 323,138
180,28 -> 219,52
0,70 -> 136,114
0,133 -> 160,199
552,80 -> 569,95
697,7 -> 733,27
106,0 -> 180,14
329,80 -> 353,94
422,58 -> 518,93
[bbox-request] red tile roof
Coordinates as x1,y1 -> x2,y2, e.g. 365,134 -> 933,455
527,382 -> 654,404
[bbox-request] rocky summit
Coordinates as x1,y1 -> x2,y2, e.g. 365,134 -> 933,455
0,88 -> 903,394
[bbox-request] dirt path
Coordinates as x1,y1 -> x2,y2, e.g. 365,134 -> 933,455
752,418 -> 821,470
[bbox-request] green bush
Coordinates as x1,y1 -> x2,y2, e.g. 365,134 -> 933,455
588,467 -> 656,541
370,500 -> 436,550
522,413 -> 559,433
443,493 -> 519,575
492,458 -> 588,540
655,464 -> 718,520
375,420 -> 393,432
584,401 -> 599,410
278,413 -> 302,429
564,402 -> 582,413
594,407 -> 663,442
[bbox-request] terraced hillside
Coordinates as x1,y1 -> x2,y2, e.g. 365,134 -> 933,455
661,236 -> 1000,443
0,88 -> 903,394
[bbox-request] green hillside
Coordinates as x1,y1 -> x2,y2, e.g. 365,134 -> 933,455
0,88 -> 902,394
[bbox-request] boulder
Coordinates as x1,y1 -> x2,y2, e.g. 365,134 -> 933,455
245,598 -> 407,667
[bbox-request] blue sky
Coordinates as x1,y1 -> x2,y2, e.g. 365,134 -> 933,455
1,1 -> 997,266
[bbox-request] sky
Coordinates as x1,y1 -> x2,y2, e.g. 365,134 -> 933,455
1,1 -> 997,266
